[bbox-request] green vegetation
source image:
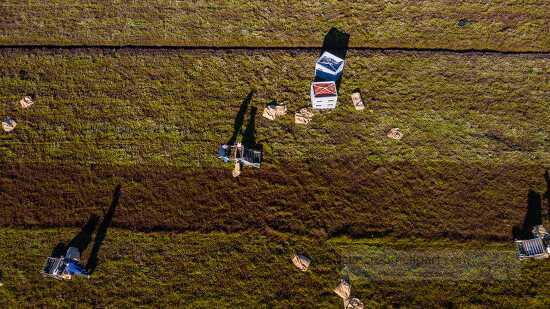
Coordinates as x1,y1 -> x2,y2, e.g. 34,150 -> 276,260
0,49 -> 548,239
0,50 -> 547,164
0,228 -> 548,307
1,3 -> 549,305
1,1 -> 549,51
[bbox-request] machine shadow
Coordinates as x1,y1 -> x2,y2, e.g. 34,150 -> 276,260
86,184 -> 122,274
242,106 -> 261,151
544,170 -> 550,219
227,91 -> 255,145
512,190 -> 543,240
49,215 -> 100,258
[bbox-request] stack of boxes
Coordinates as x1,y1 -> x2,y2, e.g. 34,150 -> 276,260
310,51 -> 345,109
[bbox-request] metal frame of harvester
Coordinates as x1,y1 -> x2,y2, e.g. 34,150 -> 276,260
41,247 -> 89,280
515,225 -> 550,260
217,143 -> 262,168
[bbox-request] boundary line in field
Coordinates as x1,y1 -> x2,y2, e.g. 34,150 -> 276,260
0,45 -> 549,56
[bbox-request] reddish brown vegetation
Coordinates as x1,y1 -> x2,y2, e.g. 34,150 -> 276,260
0,159 -> 545,241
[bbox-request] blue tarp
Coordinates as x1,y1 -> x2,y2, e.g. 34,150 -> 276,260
318,56 -> 343,72
66,260 -> 90,277
315,52 -> 344,82
218,145 -> 230,162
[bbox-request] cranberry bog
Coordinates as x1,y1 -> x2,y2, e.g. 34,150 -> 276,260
0,1 -> 549,307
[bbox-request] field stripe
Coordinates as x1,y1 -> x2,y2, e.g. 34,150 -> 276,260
0,49 -> 547,167
3,228 -> 546,307
1,0 -> 549,52
0,46 -> 547,242
0,161 -> 547,241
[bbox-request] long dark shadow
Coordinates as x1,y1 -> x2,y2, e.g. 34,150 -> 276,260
317,27 -> 350,90
86,185 -> 121,274
67,215 -> 99,254
242,106 -> 258,150
513,190 -> 543,240
544,170 -> 550,219
227,91 -> 255,145
320,27 -> 350,60
49,242 -> 67,258
49,215 -> 99,258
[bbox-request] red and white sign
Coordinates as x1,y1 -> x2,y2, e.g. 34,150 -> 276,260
312,82 -> 337,97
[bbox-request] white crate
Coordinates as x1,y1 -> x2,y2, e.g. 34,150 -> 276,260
311,81 -> 337,109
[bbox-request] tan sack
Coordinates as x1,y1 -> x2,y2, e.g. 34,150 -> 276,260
262,104 -> 287,120
2,117 -> 16,132
334,279 -> 351,300
345,298 -> 365,309
295,108 -> 314,125
291,254 -> 311,271
232,161 -> 241,178
532,225 -> 548,238
351,92 -> 364,111
20,96 -> 34,108
387,128 -> 403,140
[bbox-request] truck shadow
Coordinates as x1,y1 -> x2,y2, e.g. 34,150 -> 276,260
321,27 -> 350,60
318,27 -> 350,90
